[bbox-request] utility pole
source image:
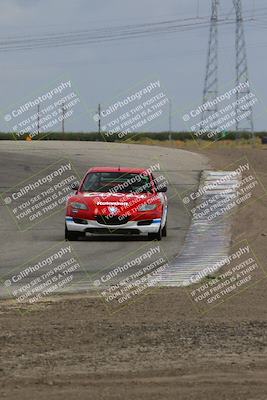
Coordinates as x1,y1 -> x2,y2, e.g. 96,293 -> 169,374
62,102 -> 65,134
98,103 -> 101,134
196,0 -> 200,18
37,104 -> 40,135
168,100 -> 172,141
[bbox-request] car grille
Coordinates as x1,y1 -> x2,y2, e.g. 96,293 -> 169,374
96,215 -> 129,225
86,228 -> 139,235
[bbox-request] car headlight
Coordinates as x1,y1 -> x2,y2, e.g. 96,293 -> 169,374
138,204 -> 157,211
70,202 -> 88,210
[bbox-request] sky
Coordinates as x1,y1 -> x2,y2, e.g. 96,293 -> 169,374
0,0 -> 266,133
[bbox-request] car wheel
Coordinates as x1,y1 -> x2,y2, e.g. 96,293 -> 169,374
162,221 -> 167,237
65,224 -> 80,241
148,226 -> 162,241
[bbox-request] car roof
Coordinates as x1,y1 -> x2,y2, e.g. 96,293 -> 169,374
87,167 -> 148,174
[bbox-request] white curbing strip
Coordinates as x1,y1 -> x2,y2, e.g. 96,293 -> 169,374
154,170 -> 242,287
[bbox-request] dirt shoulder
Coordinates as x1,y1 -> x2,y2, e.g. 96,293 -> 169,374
199,145 -> 267,265
0,144 -> 266,400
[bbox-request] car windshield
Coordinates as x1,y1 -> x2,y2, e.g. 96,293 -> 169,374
81,172 -> 153,193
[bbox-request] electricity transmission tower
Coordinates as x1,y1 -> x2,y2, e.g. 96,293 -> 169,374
201,0 -> 254,138
201,0 -> 219,132
233,0 -> 254,135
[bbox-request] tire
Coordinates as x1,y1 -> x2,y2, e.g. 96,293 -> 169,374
65,224 -> 80,241
148,226 -> 162,241
162,221 -> 167,237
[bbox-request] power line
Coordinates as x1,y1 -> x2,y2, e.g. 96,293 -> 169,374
0,15 -> 258,53
0,5 -> 263,53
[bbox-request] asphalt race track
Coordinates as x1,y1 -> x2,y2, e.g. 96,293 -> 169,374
0,141 -> 209,298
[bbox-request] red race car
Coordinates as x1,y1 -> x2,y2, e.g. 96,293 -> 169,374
65,166 -> 168,241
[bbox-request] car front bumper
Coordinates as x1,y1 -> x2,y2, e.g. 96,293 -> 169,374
65,216 -> 161,235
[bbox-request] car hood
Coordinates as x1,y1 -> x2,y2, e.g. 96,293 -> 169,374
67,191 -> 161,218
74,191 -> 155,205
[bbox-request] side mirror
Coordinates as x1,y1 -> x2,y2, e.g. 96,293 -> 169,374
157,186 -> 167,193
70,183 -> 79,191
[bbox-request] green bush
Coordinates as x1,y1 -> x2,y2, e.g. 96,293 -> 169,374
0,131 -> 266,141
